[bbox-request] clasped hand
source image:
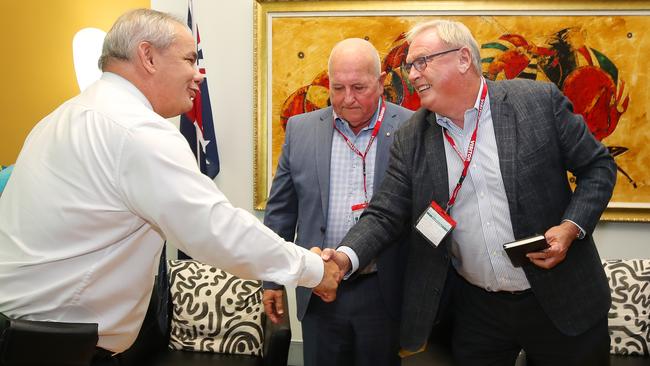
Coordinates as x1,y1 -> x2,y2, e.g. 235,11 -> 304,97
311,247 -> 350,302
262,247 -> 351,324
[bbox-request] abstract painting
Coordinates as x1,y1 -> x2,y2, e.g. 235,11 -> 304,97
254,1 -> 650,221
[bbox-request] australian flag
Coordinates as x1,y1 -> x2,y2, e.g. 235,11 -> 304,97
180,1 -> 220,179
175,1 -> 219,261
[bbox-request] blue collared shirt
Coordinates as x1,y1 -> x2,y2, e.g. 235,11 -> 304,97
324,101 -> 381,250
436,80 -> 530,291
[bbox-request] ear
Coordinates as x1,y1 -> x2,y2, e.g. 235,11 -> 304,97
136,41 -> 156,74
378,71 -> 387,91
457,47 -> 472,74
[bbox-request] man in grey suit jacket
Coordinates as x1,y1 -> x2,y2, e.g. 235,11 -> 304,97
325,20 -> 616,365
262,38 -> 413,366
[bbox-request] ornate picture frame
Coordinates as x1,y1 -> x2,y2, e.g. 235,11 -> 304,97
253,0 -> 650,222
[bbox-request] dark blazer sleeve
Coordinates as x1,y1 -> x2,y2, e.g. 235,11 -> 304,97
549,84 -> 616,233
498,80 -> 615,336
341,119 -> 415,270
262,117 -> 299,290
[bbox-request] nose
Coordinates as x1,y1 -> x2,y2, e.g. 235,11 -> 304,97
407,65 -> 420,84
194,69 -> 205,85
343,88 -> 355,104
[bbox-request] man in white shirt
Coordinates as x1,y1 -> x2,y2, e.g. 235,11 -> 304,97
0,8 -> 340,362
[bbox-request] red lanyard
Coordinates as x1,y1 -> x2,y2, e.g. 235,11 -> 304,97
333,99 -> 386,202
443,80 -> 488,213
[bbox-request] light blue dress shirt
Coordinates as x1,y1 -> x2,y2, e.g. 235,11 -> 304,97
324,102 -> 380,252
436,80 -> 530,291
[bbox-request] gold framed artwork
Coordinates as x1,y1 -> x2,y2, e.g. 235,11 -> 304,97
253,0 -> 650,222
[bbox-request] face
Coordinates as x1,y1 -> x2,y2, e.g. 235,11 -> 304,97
405,28 -> 461,113
329,54 -> 385,130
150,24 -> 204,118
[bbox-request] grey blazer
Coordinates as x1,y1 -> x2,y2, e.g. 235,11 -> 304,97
342,79 -> 617,352
263,102 -> 413,321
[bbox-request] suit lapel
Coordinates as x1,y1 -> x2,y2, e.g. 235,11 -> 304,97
316,108 -> 334,222
487,80 -> 518,229
374,105 -> 397,187
424,113 -> 450,209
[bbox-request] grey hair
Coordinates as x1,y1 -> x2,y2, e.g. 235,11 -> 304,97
98,8 -> 185,70
407,19 -> 482,75
327,38 -> 381,77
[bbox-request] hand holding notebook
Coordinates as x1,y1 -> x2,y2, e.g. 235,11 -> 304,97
503,235 -> 550,267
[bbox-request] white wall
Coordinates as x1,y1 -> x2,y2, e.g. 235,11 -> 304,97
152,0 -> 650,349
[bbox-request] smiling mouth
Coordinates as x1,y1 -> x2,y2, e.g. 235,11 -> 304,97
417,85 -> 431,93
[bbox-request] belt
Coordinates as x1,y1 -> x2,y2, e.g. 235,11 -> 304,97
455,270 -> 532,297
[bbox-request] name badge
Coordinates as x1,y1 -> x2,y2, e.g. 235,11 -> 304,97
415,201 -> 456,247
351,202 -> 368,224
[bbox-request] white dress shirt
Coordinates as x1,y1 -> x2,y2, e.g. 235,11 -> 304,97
0,72 -> 323,352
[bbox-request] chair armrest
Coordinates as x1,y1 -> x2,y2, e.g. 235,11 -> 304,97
262,291 -> 291,366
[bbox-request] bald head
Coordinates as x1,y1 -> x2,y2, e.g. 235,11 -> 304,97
327,38 -> 385,134
328,38 -> 381,78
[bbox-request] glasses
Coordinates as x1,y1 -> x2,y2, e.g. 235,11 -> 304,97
403,48 -> 461,74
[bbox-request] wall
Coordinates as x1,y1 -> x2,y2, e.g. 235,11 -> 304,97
0,0 -> 149,165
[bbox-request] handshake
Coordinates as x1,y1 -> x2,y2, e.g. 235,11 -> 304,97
311,247 -> 351,302
262,247 -> 351,324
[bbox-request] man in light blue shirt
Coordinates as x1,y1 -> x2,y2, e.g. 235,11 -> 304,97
328,20 -> 616,366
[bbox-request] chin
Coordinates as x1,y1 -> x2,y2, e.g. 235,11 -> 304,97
418,95 -> 436,112
342,113 -> 363,122
181,102 -> 194,114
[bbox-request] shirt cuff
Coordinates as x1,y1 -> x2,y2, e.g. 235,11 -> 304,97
299,249 -> 324,289
562,219 -> 586,239
336,246 -> 359,280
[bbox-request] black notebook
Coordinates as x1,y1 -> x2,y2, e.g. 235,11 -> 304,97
503,235 -> 549,267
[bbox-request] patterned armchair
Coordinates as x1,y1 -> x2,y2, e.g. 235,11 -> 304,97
132,260 -> 291,366
604,259 -> 650,366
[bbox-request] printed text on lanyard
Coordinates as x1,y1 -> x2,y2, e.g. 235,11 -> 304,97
443,80 -> 488,213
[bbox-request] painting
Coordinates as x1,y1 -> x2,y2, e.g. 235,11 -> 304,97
253,0 -> 650,222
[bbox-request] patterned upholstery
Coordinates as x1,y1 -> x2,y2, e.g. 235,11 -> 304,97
167,260 -> 264,356
603,259 -> 650,356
